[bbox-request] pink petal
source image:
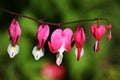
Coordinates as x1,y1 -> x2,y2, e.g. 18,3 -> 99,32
8,19 -> 21,45
90,24 -> 97,36
48,29 -> 63,53
63,28 -> 73,51
96,24 -> 106,40
48,41 -> 57,53
74,27 -> 86,48
91,24 -> 106,40
37,24 -> 49,48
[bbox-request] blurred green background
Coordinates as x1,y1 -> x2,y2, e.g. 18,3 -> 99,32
0,0 -> 120,80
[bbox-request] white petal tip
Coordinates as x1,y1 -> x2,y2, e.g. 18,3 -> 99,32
7,44 -> 19,58
81,48 -> 84,56
9,53 -> 15,58
56,59 -> 62,66
34,56 -> 40,60
32,46 -> 44,60
75,48 -> 84,59
56,63 -> 60,66
56,53 -> 63,66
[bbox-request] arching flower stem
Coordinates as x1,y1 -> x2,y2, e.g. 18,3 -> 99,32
0,8 -> 109,27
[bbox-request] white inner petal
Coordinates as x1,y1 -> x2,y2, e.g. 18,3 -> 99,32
56,53 -> 63,66
95,40 -> 98,52
75,48 -> 84,59
58,41 -> 65,54
32,46 -> 44,60
7,43 -> 19,58
56,40 -> 66,66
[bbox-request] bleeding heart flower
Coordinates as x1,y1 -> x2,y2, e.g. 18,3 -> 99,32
106,24 -> 112,41
91,24 -> 106,52
48,28 -> 73,66
7,19 -> 21,58
74,26 -> 86,61
32,24 -> 49,60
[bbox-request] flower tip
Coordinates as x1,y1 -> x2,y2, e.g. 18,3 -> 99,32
34,55 -> 41,60
9,53 -> 15,58
107,34 -> 112,41
75,48 -> 84,61
107,31 -> 112,41
94,49 -> 99,52
7,44 -> 19,58
77,58 -> 80,61
56,61 -> 61,66
94,41 -> 99,52
32,46 -> 44,60
56,53 -> 63,66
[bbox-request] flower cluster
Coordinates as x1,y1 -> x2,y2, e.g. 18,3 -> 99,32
7,18 -> 112,66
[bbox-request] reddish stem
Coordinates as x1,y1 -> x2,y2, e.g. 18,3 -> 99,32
0,8 -> 108,27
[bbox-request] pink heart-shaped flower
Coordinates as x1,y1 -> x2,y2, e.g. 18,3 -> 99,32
74,26 -> 86,60
91,24 -> 106,40
48,28 -> 73,53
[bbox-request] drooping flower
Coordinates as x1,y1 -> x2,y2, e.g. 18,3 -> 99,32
7,19 -> 21,58
32,24 -> 49,60
48,28 -> 73,66
74,26 -> 86,61
91,24 -> 106,52
106,24 -> 112,41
